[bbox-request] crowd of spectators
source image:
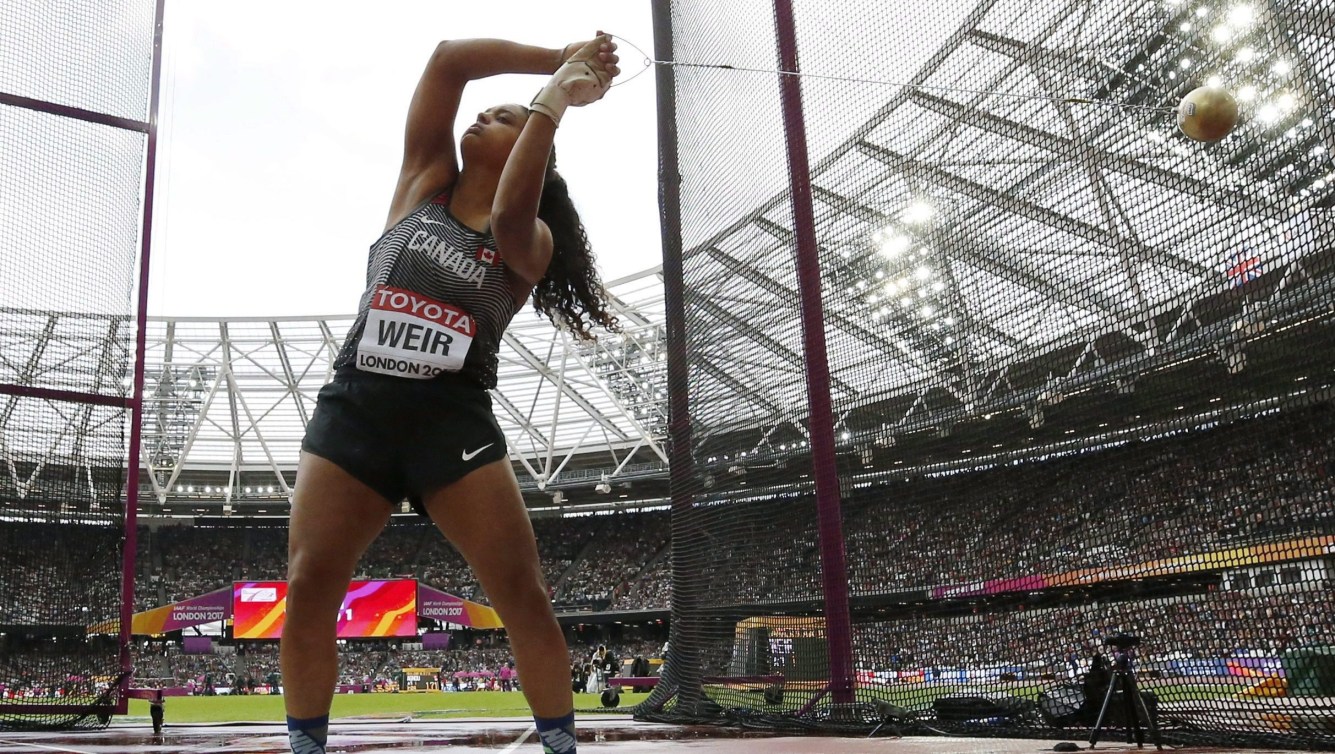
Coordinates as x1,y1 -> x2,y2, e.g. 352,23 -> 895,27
8,606 -> 1333,697
0,637 -> 119,699
392,645 -> 510,678
5,401 -> 1332,701
8,582 -> 1329,697
555,513 -> 669,609
0,524 -> 122,624
130,643 -> 233,691
120,511 -> 670,616
610,555 -> 670,611
152,525 -> 248,609
847,585 -> 1335,678
533,516 -> 603,597
671,402 -> 1335,608
116,634 -> 667,695
845,402 -> 1334,595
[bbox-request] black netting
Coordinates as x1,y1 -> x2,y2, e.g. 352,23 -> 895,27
0,0 -> 155,732
0,395 -> 132,730
0,1 -> 155,121
643,0 -> 1335,747
0,108 -> 143,316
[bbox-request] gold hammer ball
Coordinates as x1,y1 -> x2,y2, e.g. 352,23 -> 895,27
1177,86 -> 1240,142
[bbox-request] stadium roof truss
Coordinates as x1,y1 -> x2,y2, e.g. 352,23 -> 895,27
4,0 -> 1334,515
0,268 -> 668,512
677,0 -> 1335,449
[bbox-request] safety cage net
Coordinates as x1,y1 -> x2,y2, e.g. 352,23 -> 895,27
0,0 -> 158,731
631,0 -> 1335,749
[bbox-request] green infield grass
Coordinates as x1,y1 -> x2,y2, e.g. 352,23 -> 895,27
117,681 -> 1251,724
127,691 -> 651,723
106,677 -> 1249,725
23,677 -> 1249,720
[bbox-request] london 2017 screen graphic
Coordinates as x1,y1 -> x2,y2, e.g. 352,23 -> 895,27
232,580 -> 417,639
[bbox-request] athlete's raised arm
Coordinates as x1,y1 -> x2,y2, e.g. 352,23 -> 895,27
492,35 -> 619,284
386,38 -> 575,229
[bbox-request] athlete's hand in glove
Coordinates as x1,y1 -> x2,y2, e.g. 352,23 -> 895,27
559,31 -> 621,84
532,32 -> 620,127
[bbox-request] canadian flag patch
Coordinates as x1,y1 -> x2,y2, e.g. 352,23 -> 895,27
476,245 -> 498,265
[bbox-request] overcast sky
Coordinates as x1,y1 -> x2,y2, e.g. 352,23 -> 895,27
147,1 -> 660,318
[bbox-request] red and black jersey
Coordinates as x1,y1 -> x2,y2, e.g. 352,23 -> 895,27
334,191 -> 521,389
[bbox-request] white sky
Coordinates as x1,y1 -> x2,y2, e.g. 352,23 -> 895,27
147,0 -> 660,317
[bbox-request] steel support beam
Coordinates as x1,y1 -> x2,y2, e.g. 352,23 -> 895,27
855,141 -> 1211,279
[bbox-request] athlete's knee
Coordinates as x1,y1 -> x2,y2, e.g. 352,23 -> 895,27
285,560 -> 352,618
287,555 -> 339,591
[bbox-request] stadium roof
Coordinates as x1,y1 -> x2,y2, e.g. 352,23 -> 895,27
3,0 -> 1332,518
0,267 -> 668,516
669,0 -> 1334,451
140,266 -> 666,508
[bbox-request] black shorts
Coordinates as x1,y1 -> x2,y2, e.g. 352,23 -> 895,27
301,368 -> 508,514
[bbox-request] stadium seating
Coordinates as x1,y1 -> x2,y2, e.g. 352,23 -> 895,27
8,402 -> 1332,691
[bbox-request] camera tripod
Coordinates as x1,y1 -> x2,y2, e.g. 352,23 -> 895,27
1089,635 -> 1163,750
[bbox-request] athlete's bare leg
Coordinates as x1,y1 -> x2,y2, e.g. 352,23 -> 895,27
420,459 -> 572,718
282,452 -> 392,721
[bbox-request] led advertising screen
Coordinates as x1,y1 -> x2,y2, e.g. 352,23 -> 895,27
233,580 -> 417,639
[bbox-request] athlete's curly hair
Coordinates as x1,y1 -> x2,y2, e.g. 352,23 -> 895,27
531,152 -> 619,340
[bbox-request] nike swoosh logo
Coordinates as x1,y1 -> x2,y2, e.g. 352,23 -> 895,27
422,218 -> 447,226
461,443 -> 494,462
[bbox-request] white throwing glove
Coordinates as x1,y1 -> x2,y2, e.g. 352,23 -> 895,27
530,60 -> 610,128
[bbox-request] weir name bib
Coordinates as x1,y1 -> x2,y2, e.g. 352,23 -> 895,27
355,284 -> 476,379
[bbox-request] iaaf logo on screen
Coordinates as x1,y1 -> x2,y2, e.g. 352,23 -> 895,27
240,587 -> 278,603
